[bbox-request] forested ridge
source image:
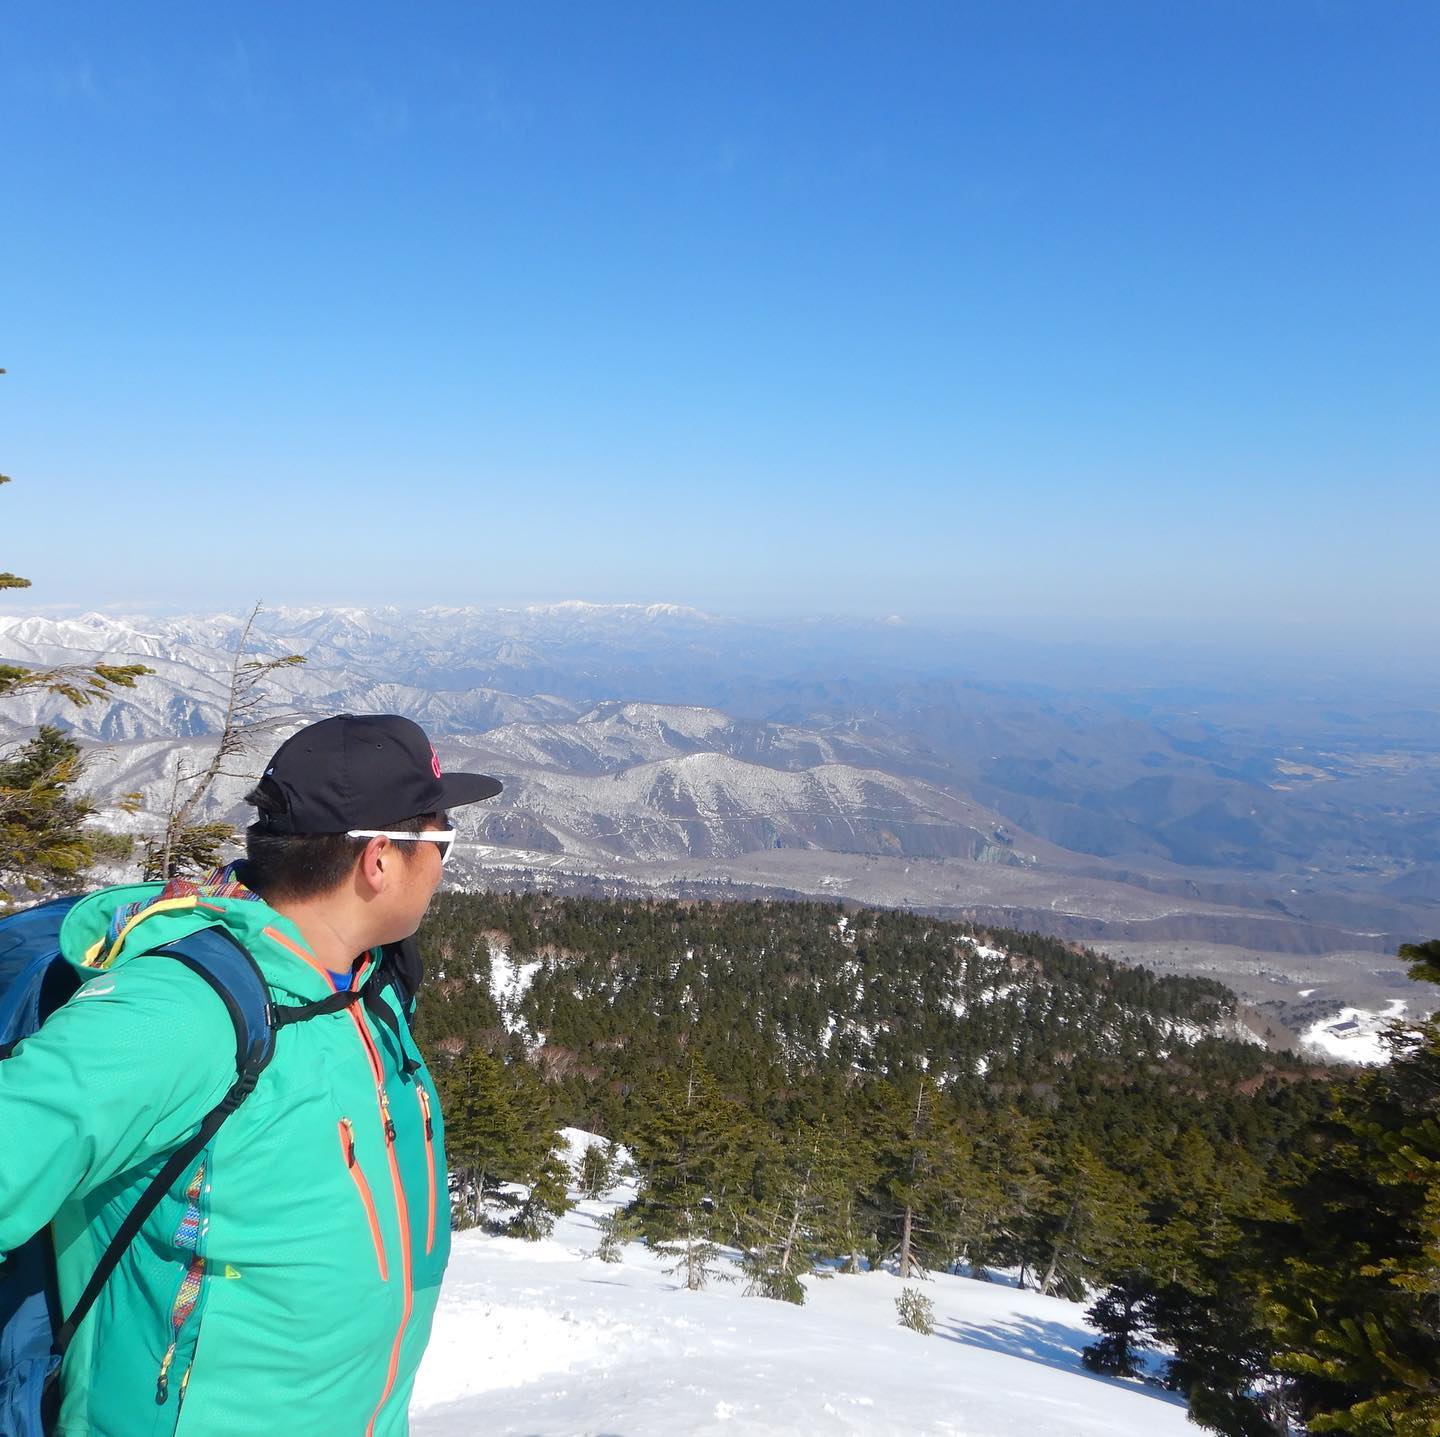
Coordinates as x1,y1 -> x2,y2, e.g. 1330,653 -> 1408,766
414,891 -> 1266,1091
411,893 -> 1440,1434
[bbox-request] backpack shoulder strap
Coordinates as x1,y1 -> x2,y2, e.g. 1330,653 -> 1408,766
361,937 -> 422,1077
52,924 -> 349,1357
153,925 -> 276,1077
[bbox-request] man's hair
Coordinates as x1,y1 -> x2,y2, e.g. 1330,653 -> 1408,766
239,780 -> 440,903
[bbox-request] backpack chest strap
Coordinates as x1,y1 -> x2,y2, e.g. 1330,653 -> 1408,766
272,988 -> 362,1027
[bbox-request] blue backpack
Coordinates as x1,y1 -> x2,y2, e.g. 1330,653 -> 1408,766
0,895 -> 362,1437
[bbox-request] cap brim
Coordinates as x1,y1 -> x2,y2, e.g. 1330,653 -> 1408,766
438,772 -> 503,808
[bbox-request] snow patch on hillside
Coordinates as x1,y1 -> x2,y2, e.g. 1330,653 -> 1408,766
489,947 -> 542,1031
977,982 -> 1020,1004
968,942 -> 1009,963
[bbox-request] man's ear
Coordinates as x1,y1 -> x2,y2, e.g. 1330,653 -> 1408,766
357,836 -> 392,894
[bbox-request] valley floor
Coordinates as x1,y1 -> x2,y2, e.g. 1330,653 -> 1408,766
410,1148 -> 1193,1437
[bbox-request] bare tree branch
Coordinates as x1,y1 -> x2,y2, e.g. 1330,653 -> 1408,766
147,602 -> 306,880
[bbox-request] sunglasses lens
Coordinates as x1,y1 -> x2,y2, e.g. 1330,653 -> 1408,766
436,835 -> 454,865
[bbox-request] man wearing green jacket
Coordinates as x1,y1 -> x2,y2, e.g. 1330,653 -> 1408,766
0,714 -> 501,1437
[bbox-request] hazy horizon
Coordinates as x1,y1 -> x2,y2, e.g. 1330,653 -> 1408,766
4,593 -> 1437,697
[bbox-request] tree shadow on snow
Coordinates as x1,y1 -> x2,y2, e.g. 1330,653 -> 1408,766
938,1315 -> 1186,1407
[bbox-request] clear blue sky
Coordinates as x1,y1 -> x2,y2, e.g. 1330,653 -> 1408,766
3,1 -> 1436,651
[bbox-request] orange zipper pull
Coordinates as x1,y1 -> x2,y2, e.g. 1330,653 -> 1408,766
340,1117 -> 357,1166
379,1090 -> 397,1143
418,1086 -> 434,1139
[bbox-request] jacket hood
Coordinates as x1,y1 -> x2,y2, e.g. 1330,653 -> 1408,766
58,874 -> 373,1003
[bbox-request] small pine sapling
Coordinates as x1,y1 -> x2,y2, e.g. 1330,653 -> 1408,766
658,1229 -> 732,1292
510,1147 -> 573,1241
742,1253 -> 806,1306
593,1207 -> 642,1264
896,1286 -> 935,1335
579,1140 -> 618,1199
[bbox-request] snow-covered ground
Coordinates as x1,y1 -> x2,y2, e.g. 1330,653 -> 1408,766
1300,999 -> 1407,1066
410,1132 -> 1192,1437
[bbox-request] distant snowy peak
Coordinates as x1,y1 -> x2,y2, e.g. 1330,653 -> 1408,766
0,612 -> 135,642
523,599 -> 722,623
476,702 -> 924,779
0,602 -> 909,738
0,612 -> 170,660
448,746 -> 1031,864
578,701 -> 736,737
0,601 -> 728,662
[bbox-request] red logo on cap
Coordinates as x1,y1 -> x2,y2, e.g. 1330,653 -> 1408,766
430,746 -> 443,779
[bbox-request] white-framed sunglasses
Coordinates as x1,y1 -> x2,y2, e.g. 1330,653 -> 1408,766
346,829 -> 458,866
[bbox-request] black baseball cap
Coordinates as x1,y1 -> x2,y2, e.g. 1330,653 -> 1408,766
251,713 -> 502,834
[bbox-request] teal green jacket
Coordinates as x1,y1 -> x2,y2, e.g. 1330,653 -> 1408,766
0,883 -> 451,1437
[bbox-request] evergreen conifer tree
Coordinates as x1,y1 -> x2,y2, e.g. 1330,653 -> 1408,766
1,474 -> 150,900
630,1060 -> 748,1290
1083,1271 -> 1157,1378
987,1111 -> 1054,1286
511,1148 -> 573,1240
435,1045 -> 534,1227
1029,1143 -> 1145,1299
866,1079 -> 974,1279
896,1286 -> 935,1335
1258,941 -> 1440,1435
741,1117 -> 858,1304
1152,1262 -> 1293,1437
0,477 -> 150,708
0,725 -> 98,901
579,1140 -> 619,1199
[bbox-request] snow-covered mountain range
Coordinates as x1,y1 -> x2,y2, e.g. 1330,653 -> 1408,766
3,604 -> 1434,1031
0,607 -> 1044,869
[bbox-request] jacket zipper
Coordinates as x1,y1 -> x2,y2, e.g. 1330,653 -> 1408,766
339,1118 -> 388,1280
417,1085 -> 437,1255
172,1328 -> 202,1425
345,1005 -> 415,1437
154,1263 -> 205,1403
156,1164 -> 208,1406
263,927 -> 416,1437
156,1345 -> 177,1405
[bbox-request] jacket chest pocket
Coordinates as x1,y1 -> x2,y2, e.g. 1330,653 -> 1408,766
339,1118 -> 389,1280
416,1085 -> 438,1256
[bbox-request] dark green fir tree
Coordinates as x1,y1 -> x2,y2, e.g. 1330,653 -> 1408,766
1260,941 -> 1440,1435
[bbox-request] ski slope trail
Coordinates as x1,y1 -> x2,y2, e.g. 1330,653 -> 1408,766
410,1195 -> 1191,1435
